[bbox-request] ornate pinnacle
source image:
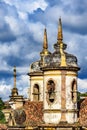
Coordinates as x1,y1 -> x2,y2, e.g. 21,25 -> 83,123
13,66 -> 16,88
57,18 -> 63,42
43,28 -> 48,49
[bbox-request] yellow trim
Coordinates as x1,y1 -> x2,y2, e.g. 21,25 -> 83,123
30,78 -> 43,80
66,74 -> 77,76
44,128 -> 55,130
60,43 -> 67,66
44,109 -> 78,113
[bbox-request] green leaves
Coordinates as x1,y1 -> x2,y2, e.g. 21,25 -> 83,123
0,98 -> 6,123
0,98 -> 5,110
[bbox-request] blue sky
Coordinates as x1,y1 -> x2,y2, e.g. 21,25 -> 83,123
0,0 -> 87,100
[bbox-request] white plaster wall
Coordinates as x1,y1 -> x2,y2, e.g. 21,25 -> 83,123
30,76 -> 43,101
43,70 -> 62,124
66,71 -> 78,123
43,70 -> 61,109
44,113 -> 61,124
66,74 -> 77,109
66,112 -> 77,124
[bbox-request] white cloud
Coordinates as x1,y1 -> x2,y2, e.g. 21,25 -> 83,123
0,58 -> 10,71
78,78 -> 87,92
0,74 -> 29,101
3,0 -> 48,13
0,0 -> 87,102
5,16 -> 24,36
16,67 -> 29,74
25,52 -> 39,60
0,80 -> 12,100
16,74 -> 29,98
0,43 -> 17,56
18,11 -> 28,20
28,21 -> 44,42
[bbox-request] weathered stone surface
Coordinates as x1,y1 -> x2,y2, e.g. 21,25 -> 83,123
79,98 -> 87,127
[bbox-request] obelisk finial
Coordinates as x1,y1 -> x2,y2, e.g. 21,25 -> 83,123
13,66 -> 16,88
57,17 -> 63,43
43,28 -> 48,49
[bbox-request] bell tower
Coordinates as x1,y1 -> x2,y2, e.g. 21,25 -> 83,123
42,18 -> 80,124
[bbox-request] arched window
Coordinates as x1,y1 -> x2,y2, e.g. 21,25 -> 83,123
33,84 -> 40,101
71,80 -> 77,103
47,80 -> 55,103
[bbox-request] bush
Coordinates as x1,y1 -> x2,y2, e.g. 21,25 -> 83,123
0,110 -> 6,123
0,98 -> 6,123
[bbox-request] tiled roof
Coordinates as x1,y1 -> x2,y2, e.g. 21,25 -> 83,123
79,98 -> 87,127
24,101 -> 44,127
0,124 -> 7,130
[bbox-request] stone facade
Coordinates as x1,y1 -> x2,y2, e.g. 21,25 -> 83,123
2,18 -> 87,130
28,18 -> 80,125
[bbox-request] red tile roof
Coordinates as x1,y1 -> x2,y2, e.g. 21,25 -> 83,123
24,101 -> 44,127
0,124 -> 7,130
79,98 -> 87,127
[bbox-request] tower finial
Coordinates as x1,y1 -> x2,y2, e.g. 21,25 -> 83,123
43,28 -> 48,49
14,66 -> 16,88
57,17 -> 63,42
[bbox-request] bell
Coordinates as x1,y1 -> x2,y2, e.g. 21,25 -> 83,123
49,93 -> 55,102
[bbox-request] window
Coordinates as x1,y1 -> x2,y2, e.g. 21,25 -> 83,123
47,80 -> 55,103
33,84 -> 40,101
71,80 -> 77,103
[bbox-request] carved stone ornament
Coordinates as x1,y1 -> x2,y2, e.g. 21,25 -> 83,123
14,109 -> 26,125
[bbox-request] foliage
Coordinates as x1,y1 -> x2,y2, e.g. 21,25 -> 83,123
0,98 -> 6,123
77,91 -> 81,102
0,98 -> 5,110
0,110 -> 6,123
77,92 -> 87,102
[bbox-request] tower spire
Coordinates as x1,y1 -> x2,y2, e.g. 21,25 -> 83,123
43,28 -> 48,49
57,17 -> 63,43
40,28 -> 51,66
14,66 -> 16,88
11,66 -> 18,96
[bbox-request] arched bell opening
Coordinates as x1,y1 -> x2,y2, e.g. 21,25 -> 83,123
32,84 -> 40,101
71,79 -> 77,103
46,80 -> 55,103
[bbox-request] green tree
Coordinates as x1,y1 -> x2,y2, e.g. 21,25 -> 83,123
77,91 -> 81,102
0,98 -> 5,110
0,98 -> 6,123
0,110 -> 6,123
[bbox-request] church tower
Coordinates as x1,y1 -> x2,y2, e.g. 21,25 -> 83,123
42,18 -> 80,124
28,18 -> 80,124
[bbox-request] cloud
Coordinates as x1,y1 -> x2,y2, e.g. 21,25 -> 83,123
0,74 -> 29,101
0,80 -> 12,101
78,78 -> 87,92
2,0 -> 48,13
0,0 -> 87,101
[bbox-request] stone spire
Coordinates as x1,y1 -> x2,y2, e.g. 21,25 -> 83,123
43,28 -> 48,50
57,17 -> 63,43
41,28 -> 50,55
11,66 -> 18,96
40,28 -> 51,64
57,18 -> 67,66
13,66 -> 16,88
